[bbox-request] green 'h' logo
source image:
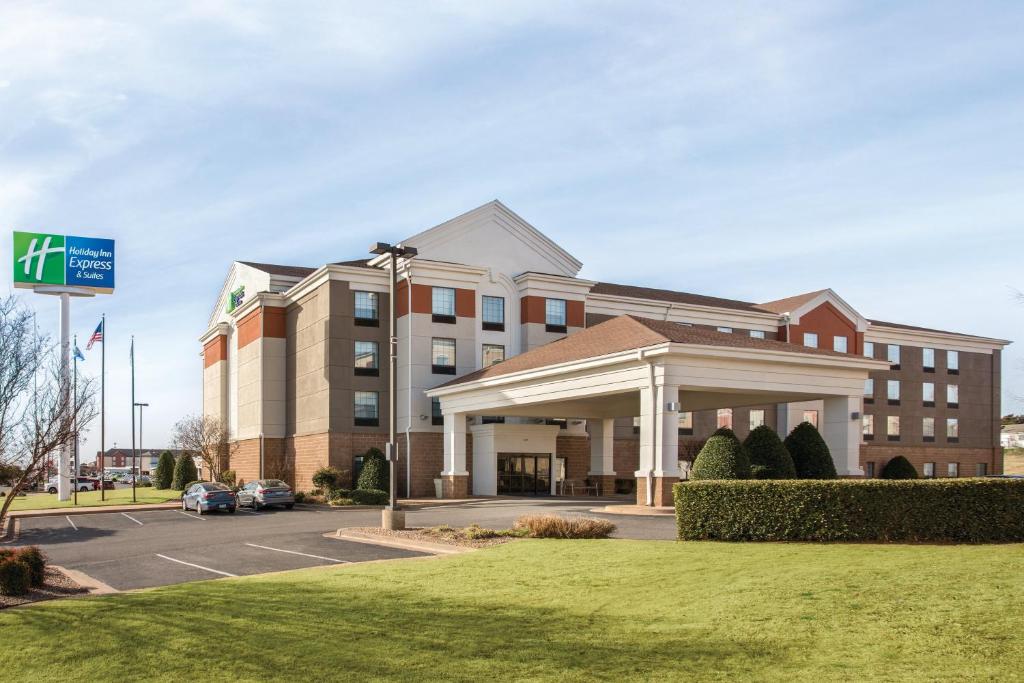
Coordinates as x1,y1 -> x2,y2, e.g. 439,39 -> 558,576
13,232 -> 66,286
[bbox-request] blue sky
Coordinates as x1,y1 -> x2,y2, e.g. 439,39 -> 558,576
2,1 -> 1021,457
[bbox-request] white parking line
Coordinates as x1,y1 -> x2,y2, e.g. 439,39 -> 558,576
176,510 -> 206,521
122,512 -> 144,526
65,515 -> 78,531
155,554 -> 237,577
244,543 -> 349,563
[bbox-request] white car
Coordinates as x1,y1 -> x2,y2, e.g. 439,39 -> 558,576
45,477 -> 94,494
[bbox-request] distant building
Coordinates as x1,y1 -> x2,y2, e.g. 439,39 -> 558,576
95,448 -> 185,475
1001,424 -> 1024,449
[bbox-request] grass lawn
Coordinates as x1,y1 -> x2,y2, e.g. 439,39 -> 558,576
1,540 -> 1022,681
4,487 -> 182,511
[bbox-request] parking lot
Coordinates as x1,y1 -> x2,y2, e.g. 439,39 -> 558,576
14,498 -> 674,591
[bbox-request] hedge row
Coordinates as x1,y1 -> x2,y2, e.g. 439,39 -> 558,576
674,479 -> 1024,543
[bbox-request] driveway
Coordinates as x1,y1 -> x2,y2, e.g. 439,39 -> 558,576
15,498 -> 674,591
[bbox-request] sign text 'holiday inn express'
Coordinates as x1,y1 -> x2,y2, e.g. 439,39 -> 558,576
12,231 -> 116,294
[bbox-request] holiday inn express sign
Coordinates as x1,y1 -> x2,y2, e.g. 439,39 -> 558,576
12,231 -> 115,294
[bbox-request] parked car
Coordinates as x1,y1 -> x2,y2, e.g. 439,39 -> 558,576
45,477 -> 95,494
86,478 -> 117,490
236,479 -> 295,510
181,482 -> 236,514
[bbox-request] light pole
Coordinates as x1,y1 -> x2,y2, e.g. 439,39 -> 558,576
135,402 -> 148,488
369,241 -> 417,528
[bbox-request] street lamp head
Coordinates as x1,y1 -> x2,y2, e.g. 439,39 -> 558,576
369,242 -> 392,255
399,246 -> 418,258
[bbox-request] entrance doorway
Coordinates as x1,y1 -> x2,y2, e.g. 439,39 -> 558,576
497,454 -> 551,496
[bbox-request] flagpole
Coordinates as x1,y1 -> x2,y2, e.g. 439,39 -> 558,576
130,336 -> 136,504
73,335 -> 79,507
100,315 -> 106,501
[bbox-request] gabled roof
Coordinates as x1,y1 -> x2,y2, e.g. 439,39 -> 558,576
439,315 -> 852,388
867,318 -> 1007,342
756,289 -> 830,314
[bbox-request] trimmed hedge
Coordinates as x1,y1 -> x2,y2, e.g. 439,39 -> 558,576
743,425 -> 796,479
880,456 -> 918,480
691,434 -> 750,480
674,479 -> 1024,543
784,422 -> 837,479
0,555 -> 31,596
312,467 -> 348,492
349,489 -> 389,506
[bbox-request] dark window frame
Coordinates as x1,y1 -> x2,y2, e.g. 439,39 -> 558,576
431,337 -> 456,375
353,291 -> 379,326
481,295 -> 505,331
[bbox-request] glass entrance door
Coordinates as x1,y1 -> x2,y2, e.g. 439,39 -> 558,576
497,454 -> 552,496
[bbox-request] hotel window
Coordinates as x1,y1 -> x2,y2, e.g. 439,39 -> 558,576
864,378 -> 874,402
947,462 -> 959,478
946,384 -> 959,408
922,347 -> 935,372
353,391 -> 379,427
481,295 -> 505,331
717,326 -> 733,334
946,418 -> 959,442
887,380 -> 900,405
717,408 -> 733,429
833,336 -> 848,353
802,410 -> 818,428
749,330 -> 766,339
431,397 -> 443,426
862,414 -> 874,439
863,341 -> 875,358
803,332 -> 818,348
353,341 -> 379,376
679,412 -> 693,436
922,417 -> 935,442
750,409 -> 765,430
922,382 -> 935,407
545,298 -> 567,333
923,462 -> 935,478
482,343 -> 505,367
887,344 -> 901,369
353,291 -> 379,326
947,350 -> 959,374
887,416 -> 900,441
431,287 -> 456,323
976,463 -> 988,476
865,462 -> 876,478
431,338 -> 456,375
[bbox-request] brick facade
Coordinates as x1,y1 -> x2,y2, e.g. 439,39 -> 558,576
861,444 -> 1001,478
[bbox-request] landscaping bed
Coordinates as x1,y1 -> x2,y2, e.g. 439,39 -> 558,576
351,516 -> 618,549
0,565 -> 87,609
349,525 -> 521,549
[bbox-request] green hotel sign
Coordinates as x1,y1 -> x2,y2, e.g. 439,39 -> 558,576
12,231 -> 116,293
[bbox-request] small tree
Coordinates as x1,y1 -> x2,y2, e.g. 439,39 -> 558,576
690,435 -> 751,480
153,451 -> 175,489
312,466 -> 347,492
879,456 -> 918,479
172,453 -> 199,490
171,414 -> 233,483
784,422 -> 837,479
743,425 -> 797,479
356,447 -> 388,491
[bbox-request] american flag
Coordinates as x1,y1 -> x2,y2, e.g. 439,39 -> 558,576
86,320 -> 103,350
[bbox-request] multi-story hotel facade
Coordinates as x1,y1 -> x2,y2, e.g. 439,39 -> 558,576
200,201 -> 1009,503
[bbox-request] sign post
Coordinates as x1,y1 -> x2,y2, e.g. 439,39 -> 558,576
12,231 -> 115,501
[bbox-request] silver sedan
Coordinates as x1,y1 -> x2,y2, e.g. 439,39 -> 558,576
236,479 -> 295,510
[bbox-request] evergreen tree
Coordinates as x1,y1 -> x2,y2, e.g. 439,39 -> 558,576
879,455 -> 918,479
153,451 -> 175,489
356,447 -> 389,491
172,453 -> 200,490
743,425 -> 797,479
784,422 -> 838,479
690,435 -> 751,480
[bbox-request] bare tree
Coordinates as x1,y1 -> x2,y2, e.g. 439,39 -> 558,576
171,414 -> 234,481
0,295 -> 97,530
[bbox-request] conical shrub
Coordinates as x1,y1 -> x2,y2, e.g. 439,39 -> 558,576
154,451 -> 175,489
879,455 -> 918,479
784,422 -> 837,479
172,453 -> 199,490
743,425 -> 797,479
691,434 -> 751,480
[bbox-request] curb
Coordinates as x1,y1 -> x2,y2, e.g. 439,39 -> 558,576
53,565 -> 120,597
8,502 -> 181,519
327,529 -> 474,555
590,505 -> 675,517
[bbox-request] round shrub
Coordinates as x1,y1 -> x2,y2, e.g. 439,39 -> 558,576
218,469 -> 237,487
327,488 -> 353,503
16,547 -> 46,587
0,558 -> 31,596
691,435 -> 751,480
743,425 -> 797,479
356,448 -> 388,492
172,454 -> 199,490
153,451 -> 175,489
349,488 -> 389,506
312,466 -> 348,492
784,422 -> 837,479
880,456 -> 918,480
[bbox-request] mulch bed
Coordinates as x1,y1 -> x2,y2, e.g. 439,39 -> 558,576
0,567 -> 88,609
348,526 -> 520,549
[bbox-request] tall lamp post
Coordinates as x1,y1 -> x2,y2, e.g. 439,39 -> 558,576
369,241 -> 417,529
135,402 -> 149,485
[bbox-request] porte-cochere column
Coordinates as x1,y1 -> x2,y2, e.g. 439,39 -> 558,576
635,383 -> 680,506
441,412 -> 469,497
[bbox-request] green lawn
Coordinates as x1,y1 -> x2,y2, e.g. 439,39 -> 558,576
1,541 -> 1022,681
4,487 -> 181,511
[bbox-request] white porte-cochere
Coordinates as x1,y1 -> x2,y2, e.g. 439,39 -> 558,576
428,315 -> 890,505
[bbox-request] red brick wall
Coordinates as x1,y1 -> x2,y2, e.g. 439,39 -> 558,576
781,301 -> 863,355
861,444 -> 1001,478
556,435 -> 590,481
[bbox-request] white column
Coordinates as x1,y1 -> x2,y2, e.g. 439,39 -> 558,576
442,412 -> 467,475
588,418 -> 615,477
822,395 -> 862,476
635,384 -> 681,479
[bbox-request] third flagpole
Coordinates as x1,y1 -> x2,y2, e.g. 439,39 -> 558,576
100,314 -> 106,501
130,335 -> 136,503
